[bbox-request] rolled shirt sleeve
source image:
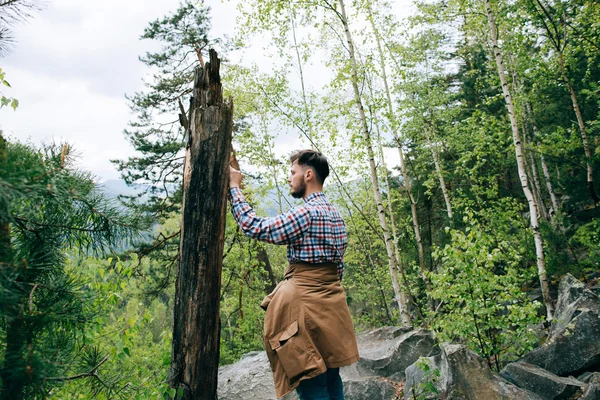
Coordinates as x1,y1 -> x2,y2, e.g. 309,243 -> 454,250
229,187 -> 311,245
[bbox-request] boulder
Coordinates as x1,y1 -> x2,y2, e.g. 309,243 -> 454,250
548,274 -> 600,339
218,351 -> 287,400
580,372 -> 600,400
521,274 -> 600,376
352,326 -> 439,381
404,354 -> 446,400
500,361 -> 585,399
404,344 -> 543,400
218,327 -> 435,399
342,377 -> 397,400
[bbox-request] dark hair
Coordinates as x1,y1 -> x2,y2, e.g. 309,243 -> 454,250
290,149 -> 330,185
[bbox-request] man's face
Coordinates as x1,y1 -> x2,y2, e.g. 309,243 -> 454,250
288,162 -> 307,199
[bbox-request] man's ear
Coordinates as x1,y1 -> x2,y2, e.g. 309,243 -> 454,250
305,168 -> 314,182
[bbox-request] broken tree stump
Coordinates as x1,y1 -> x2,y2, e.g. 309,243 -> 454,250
168,49 -> 233,400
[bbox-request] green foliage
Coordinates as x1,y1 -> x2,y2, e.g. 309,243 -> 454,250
0,136 -> 137,398
0,68 -> 18,110
409,358 -> 440,400
50,254 -> 174,399
26,1 -> 598,398
429,210 -> 543,370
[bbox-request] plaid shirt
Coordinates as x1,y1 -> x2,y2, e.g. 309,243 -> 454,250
229,187 -> 348,279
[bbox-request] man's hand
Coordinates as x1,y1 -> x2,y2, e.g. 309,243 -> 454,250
230,166 -> 243,188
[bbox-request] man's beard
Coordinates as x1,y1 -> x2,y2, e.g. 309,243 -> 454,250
290,180 -> 306,199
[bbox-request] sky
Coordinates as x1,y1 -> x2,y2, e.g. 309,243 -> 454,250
1,0 -> 411,182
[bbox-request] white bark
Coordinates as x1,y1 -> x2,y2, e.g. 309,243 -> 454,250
362,2 -> 433,309
426,128 -> 453,220
557,52 -> 598,203
527,102 -> 560,217
337,0 -> 411,326
541,153 -> 559,215
485,0 -> 553,321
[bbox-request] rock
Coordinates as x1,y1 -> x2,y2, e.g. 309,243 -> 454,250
405,344 -> 543,400
521,274 -> 600,376
580,372 -> 600,400
403,355 -> 446,400
218,351 -> 284,400
218,327 -> 434,399
342,377 -> 397,400
353,327 -> 439,381
549,274 -> 600,339
500,361 -> 585,399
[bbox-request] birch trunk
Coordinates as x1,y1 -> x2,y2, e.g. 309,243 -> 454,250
557,52 -> 598,204
522,124 -> 549,221
337,0 -> 414,323
541,154 -> 559,216
486,0 -> 553,320
526,103 -> 560,216
376,126 -> 412,326
425,127 -> 453,220
397,144 -> 435,307
363,3 -> 434,310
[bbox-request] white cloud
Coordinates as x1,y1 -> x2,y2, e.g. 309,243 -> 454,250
0,0 -> 236,181
0,0 -> 414,182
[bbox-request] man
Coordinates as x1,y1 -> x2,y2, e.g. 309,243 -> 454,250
229,149 -> 359,400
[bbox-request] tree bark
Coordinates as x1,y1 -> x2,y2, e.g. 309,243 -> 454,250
522,125 -> 549,221
256,243 -> 277,294
526,103 -> 560,217
364,2 -> 434,313
376,131 -> 412,326
168,49 -> 233,399
337,0 -> 416,325
485,0 -> 554,321
557,52 -> 598,204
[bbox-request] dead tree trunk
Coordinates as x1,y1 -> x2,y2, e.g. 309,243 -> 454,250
168,49 -> 233,400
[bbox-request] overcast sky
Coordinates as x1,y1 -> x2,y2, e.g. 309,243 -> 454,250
1,0 -> 242,181
1,0 -> 410,182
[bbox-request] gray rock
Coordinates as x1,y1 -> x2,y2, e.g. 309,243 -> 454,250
404,355 -> 446,400
549,274 -> 600,339
217,352 -> 395,400
500,361 -> 585,399
218,351 -> 283,400
354,327 -> 439,381
404,344 -> 543,400
521,274 -> 600,376
218,327 -> 433,399
343,377 -> 397,400
580,373 -> 600,400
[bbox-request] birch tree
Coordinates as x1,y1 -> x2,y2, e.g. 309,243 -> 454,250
485,0 -> 554,320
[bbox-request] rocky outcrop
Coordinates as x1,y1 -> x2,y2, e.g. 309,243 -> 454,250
500,361 -> 585,399
351,327 -> 439,381
404,344 -> 543,400
218,326 -> 437,399
218,351 -> 286,400
219,274 -> 600,399
521,274 -> 600,376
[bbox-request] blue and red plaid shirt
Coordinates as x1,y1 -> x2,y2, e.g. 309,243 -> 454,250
229,187 -> 348,279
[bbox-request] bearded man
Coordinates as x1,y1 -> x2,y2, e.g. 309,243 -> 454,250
229,149 -> 359,400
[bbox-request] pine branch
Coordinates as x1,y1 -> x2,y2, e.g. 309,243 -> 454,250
45,354 -> 109,382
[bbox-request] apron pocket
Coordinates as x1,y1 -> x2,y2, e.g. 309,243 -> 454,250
269,320 -> 319,381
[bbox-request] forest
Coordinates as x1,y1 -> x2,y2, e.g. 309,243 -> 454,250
1,0 -> 599,398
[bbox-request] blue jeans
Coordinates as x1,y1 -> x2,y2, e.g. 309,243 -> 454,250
296,368 -> 344,400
